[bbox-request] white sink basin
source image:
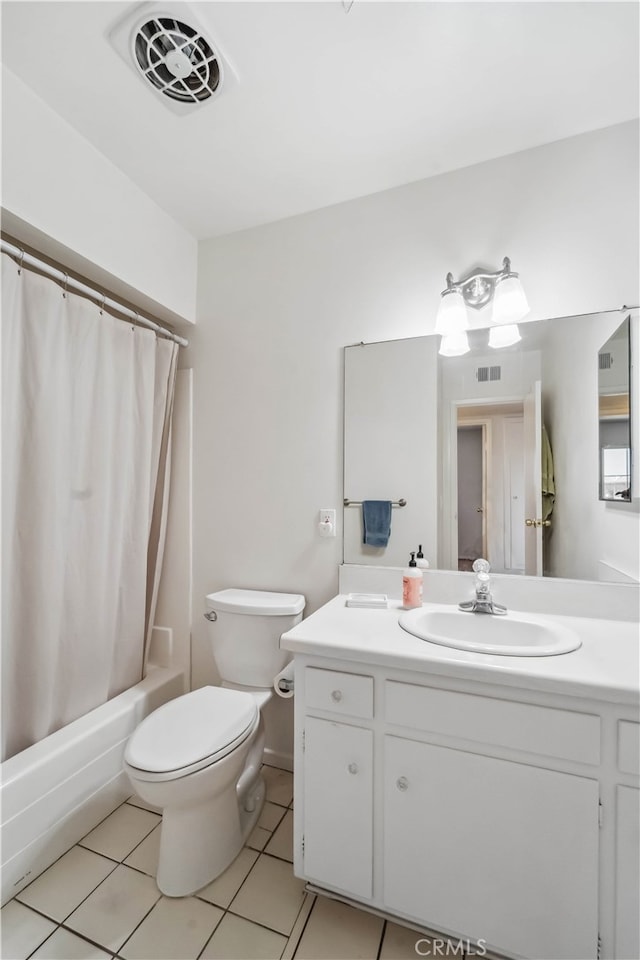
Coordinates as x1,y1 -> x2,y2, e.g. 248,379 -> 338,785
398,608 -> 582,657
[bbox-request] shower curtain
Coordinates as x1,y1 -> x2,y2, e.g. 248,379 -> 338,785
1,253 -> 179,762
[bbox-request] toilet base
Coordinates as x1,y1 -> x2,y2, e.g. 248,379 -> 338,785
148,717 -> 267,897
157,772 -> 265,897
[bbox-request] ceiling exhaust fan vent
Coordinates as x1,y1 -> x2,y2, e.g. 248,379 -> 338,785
110,3 -> 237,114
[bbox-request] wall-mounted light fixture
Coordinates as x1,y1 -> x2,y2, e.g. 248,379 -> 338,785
435,257 -> 529,356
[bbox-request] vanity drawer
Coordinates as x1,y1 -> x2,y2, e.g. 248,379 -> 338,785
305,668 -> 373,719
618,721 -> 640,775
385,682 -> 600,765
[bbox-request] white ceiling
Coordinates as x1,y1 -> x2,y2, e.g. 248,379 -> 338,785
2,1 -> 638,240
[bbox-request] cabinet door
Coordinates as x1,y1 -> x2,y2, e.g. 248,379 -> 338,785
303,716 -> 373,899
384,736 -> 599,960
615,786 -> 640,959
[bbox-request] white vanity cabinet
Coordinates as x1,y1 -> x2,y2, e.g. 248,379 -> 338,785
292,655 -> 638,960
299,668 -> 374,900
614,721 -> 640,960
382,686 -> 600,960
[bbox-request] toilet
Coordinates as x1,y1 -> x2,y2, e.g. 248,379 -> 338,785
124,588 -> 305,897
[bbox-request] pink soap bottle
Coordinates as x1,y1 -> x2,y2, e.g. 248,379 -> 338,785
402,552 -> 423,609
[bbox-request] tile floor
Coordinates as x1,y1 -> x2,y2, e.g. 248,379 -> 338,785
2,767 -> 475,960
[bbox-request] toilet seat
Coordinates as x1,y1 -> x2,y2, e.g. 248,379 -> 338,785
125,686 -> 259,782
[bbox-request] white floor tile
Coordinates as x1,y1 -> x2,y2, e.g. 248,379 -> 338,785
200,913 -> 287,960
263,767 -> 293,807
383,929 -> 468,958
16,845 -> 116,922
247,824 -> 272,851
80,804 -> 160,862
258,801 -> 287,832
124,825 -> 161,877
0,900 -> 57,960
126,795 -> 161,814
30,927 -> 112,959
293,895 -> 384,959
380,921 -> 426,959
120,894 -> 224,960
65,864 -> 161,953
230,853 -> 306,936
265,809 -> 293,862
198,847 -> 259,908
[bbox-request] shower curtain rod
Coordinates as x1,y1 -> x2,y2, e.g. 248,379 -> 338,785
1,239 -> 189,348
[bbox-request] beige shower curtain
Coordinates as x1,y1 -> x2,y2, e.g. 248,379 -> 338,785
1,252 -> 178,761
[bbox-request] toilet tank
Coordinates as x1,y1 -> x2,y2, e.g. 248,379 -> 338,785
205,588 -> 305,687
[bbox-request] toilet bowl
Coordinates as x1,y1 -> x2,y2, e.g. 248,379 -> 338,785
124,588 -> 305,897
125,686 -> 265,896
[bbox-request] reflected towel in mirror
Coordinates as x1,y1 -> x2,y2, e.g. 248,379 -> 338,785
542,424 -> 555,522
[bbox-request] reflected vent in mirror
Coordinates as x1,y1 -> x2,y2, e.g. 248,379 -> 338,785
599,352 -> 613,370
476,365 -> 502,382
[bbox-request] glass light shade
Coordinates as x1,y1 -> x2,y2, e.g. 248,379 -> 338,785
489,323 -> 521,349
435,289 -> 468,334
492,275 -> 530,325
439,331 -> 470,357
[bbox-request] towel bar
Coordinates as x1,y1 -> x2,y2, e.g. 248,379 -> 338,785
344,498 -> 407,507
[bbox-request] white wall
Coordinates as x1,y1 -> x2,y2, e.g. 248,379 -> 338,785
191,120 -> 639,703
1,67 -> 197,326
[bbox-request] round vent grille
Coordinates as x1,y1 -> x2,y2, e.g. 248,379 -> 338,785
133,16 -> 220,104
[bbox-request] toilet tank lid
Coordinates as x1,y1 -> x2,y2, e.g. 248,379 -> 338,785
206,588 -> 305,616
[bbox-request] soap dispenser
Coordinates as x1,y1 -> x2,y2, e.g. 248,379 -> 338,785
402,552 -> 423,609
416,545 -> 430,570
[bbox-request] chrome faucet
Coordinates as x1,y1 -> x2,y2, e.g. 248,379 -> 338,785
458,559 -> 507,615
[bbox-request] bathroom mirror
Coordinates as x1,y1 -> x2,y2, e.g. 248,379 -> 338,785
344,309 -> 639,583
598,317 -> 632,502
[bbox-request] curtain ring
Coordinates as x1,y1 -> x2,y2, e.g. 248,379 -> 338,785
62,274 -> 68,298
100,293 -> 106,315
17,249 -> 25,275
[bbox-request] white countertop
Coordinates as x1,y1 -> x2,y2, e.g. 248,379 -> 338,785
281,595 -> 640,706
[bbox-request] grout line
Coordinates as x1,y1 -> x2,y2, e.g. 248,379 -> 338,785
375,919 -> 388,960
76,841 -> 121,862
121,822 -> 161,870
108,888 -> 163,957
281,891 -> 317,960
224,906 -> 297,939
55,921 -> 123,957
23,921 -> 61,960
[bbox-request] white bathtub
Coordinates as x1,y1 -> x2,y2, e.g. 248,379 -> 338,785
1,646 -> 184,904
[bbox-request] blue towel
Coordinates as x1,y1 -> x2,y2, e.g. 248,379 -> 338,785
362,500 -> 392,547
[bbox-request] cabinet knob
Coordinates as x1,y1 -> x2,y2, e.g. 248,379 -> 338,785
348,762 -> 358,775
396,776 -> 409,792
331,690 -> 343,703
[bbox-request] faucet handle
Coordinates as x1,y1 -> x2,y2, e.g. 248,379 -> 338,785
472,558 -> 491,574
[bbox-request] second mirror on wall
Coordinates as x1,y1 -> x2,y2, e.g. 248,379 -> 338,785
598,317 -> 632,502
